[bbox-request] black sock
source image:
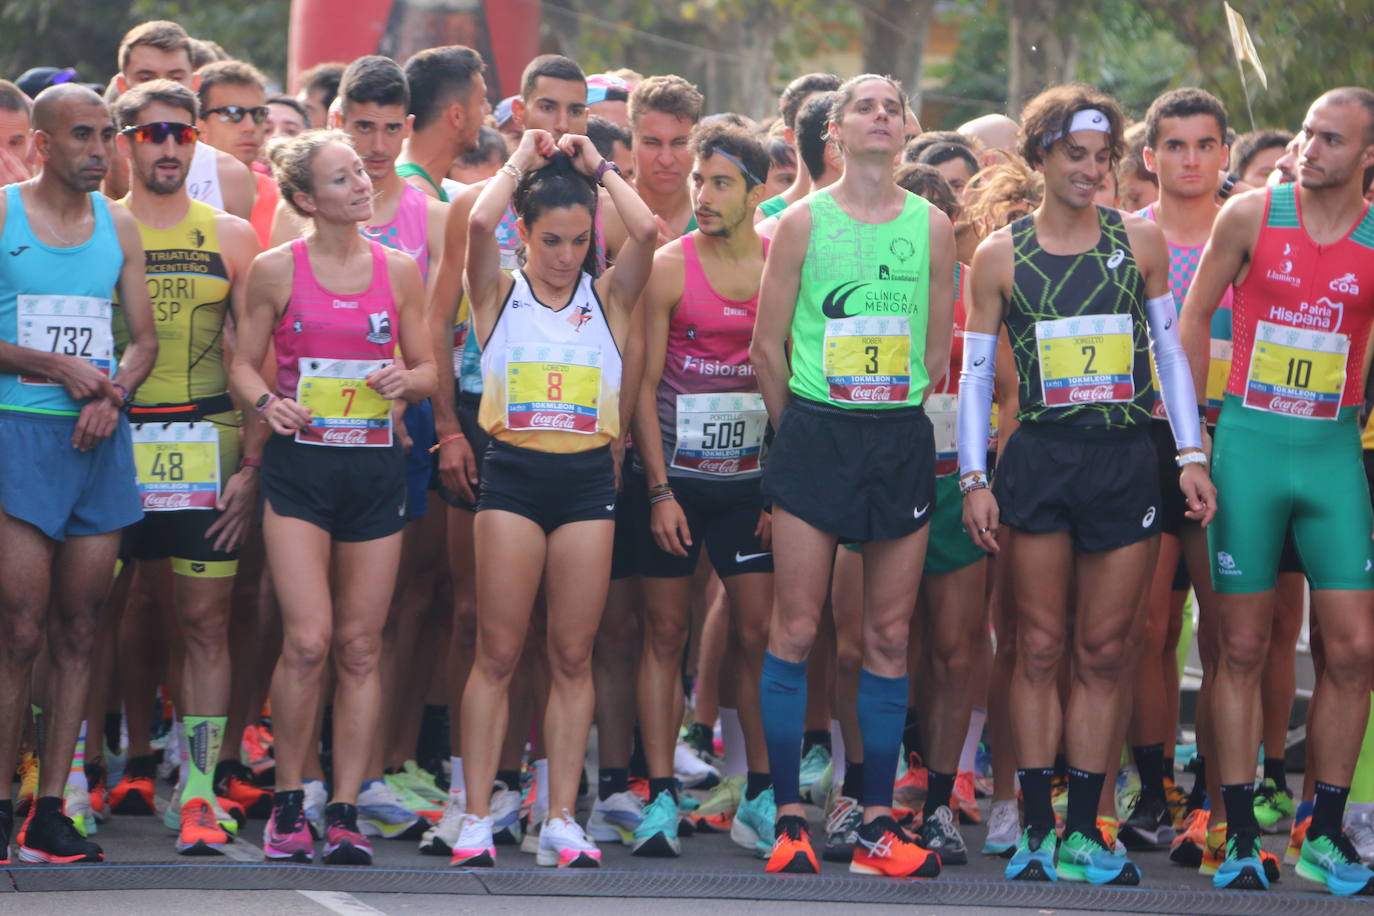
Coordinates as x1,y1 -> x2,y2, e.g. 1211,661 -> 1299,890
1132,742 -> 1166,802
1187,755 -> 1207,811
34,795 -> 62,816
495,769 -> 520,791
1065,767 -> 1105,836
802,729 -> 831,756
1019,767 -> 1056,833
598,767 -> 628,801
746,771 -> 772,801
1163,757 -> 1175,782
1310,781 -> 1350,841
842,761 -> 864,800
902,707 -> 923,760
1053,753 -> 1068,779
1221,783 -> 1258,836
629,727 -> 649,779
0,798 -> 11,821
924,769 -> 955,819
648,777 -> 678,803
104,711 -> 122,755
1263,757 -> 1289,794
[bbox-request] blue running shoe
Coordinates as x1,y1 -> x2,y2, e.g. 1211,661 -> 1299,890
1214,830 -> 1271,891
1296,832 -> 1374,896
632,790 -> 681,857
1058,828 -> 1141,885
1005,827 -> 1058,881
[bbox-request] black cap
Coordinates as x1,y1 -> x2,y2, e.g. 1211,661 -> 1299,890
16,67 -> 79,99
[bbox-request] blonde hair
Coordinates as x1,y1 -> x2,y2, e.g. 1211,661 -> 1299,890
963,158 -> 1044,241
268,128 -> 353,217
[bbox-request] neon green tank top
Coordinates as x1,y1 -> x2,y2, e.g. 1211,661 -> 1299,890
113,200 -> 232,405
788,189 -> 931,408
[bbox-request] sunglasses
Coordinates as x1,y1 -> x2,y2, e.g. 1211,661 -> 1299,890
121,122 -> 199,145
205,105 -> 269,125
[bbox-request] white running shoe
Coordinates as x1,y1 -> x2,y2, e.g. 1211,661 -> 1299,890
357,779 -> 428,839
586,789 -> 644,844
450,813 -> 495,867
1345,804 -> 1374,864
537,809 -> 601,868
490,781 -> 523,844
63,781 -> 96,837
674,742 -> 720,789
420,789 -> 467,856
982,798 -> 1020,856
303,778 -> 328,840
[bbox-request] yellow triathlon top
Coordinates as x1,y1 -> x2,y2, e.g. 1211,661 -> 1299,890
114,200 -> 232,405
1363,410 -> 1374,450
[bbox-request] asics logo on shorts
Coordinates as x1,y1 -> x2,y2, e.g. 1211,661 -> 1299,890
1141,506 -> 1156,527
734,551 -> 771,564
913,503 -> 930,519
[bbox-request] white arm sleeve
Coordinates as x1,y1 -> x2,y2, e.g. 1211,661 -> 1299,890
1146,293 -> 1203,453
956,331 -> 998,475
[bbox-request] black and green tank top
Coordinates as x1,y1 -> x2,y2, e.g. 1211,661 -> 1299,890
1005,205 -> 1150,429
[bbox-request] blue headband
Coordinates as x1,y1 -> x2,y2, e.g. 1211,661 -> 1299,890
710,147 -> 763,186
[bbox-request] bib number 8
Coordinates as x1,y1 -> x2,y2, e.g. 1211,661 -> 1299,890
547,372 -> 563,401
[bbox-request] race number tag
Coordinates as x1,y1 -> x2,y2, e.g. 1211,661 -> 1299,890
132,423 -> 220,511
823,316 -> 911,404
1244,320 -> 1346,420
506,343 -> 602,434
452,322 -> 469,375
1036,314 -> 1134,406
16,294 -> 114,385
296,358 -> 392,446
925,393 -> 959,477
1205,338 -> 1232,425
671,393 -> 768,476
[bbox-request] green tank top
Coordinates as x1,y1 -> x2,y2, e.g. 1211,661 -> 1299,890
396,162 -> 448,203
759,195 -> 787,218
789,189 -> 931,408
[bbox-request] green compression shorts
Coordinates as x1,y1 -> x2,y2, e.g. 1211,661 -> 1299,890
841,474 -> 987,576
1209,394 -> 1374,593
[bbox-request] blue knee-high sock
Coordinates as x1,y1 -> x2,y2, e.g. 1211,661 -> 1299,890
760,652 -> 807,807
857,668 -> 908,809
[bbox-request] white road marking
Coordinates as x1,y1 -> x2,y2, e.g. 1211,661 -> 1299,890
298,890 -> 390,916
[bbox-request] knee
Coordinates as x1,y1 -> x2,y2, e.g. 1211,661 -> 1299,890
1,613 -> 43,666
475,638 -> 523,684
931,625 -> 981,680
1322,634 -> 1374,688
48,606 -> 100,657
332,629 -> 382,681
281,630 -> 331,675
1218,626 -> 1268,676
772,609 -> 819,660
180,606 -> 229,655
863,616 -> 909,669
548,637 -> 593,682
1017,625 -> 1065,683
642,607 -> 688,660
736,615 -> 770,659
1076,632 -> 1133,683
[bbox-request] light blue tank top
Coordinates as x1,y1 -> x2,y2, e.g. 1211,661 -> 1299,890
0,185 -> 124,416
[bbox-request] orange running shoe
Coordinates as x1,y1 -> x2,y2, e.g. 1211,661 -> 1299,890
1097,816 -> 1121,850
628,777 -> 650,803
1200,820 -> 1227,875
765,814 -> 819,874
108,755 -> 157,815
893,753 -> 928,811
178,797 -> 229,856
1285,805 -> 1312,865
214,760 -> 273,818
690,810 -> 733,833
954,771 -> 981,825
1170,807 -> 1208,868
850,815 -> 941,878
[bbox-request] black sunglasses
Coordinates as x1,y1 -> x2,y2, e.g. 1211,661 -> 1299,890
205,105 -> 269,125
121,122 -> 199,145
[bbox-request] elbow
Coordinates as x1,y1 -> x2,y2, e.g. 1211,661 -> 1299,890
627,216 -> 658,246
468,213 -> 496,236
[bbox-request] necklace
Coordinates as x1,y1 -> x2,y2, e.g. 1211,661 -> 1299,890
38,204 -> 89,246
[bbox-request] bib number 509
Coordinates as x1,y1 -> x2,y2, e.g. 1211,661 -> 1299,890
701,419 -> 747,450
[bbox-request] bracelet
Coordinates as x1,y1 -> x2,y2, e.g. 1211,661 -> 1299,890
959,471 -> 990,496
428,432 -> 466,454
240,456 -> 262,470
647,482 -> 673,495
111,381 -> 130,404
498,161 -> 523,183
1176,450 -> 1208,468
649,490 -> 676,506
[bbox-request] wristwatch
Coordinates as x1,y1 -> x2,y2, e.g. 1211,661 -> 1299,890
594,159 -> 622,186
1218,172 -> 1241,200
1176,451 -> 1208,468
254,392 -> 277,413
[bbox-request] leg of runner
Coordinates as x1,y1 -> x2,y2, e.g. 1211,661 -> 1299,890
1255,573 -> 1304,833
637,575 -> 692,850
984,549 -> 1021,856
108,575 -> 164,816
589,577 -> 640,849
690,582 -> 728,740
825,547 -> 865,862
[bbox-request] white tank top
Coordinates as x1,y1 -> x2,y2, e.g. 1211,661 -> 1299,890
185,142 -> 224,211
478,269 -> 622,453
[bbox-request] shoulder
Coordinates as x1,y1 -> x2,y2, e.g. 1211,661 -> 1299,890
774,197 -> 813,238
1120,209 -> 1167,252
1214,185 -> 1269,237
213,209 -> 257,246
106,197 -> 139,234
214,149 -> 251,180
251,243 -> 295,275
973,224 -> 1014,262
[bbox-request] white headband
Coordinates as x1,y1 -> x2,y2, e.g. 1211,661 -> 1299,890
1042,108 -> 1110,147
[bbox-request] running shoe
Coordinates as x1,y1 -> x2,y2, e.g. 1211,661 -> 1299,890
263,791 -> 314,863
1296,832 -> 1374,895
1058,828 -> 1140,885
214,759 -> 273,818
730,786 -> 776,857
108,754 -> 156,815
1005,827 -> 1058,882
17,753 -> 38,805
1050,774 -> 1069,826
64,782 -> 95,838
450,813 -> 495,867
674,741 -> 720,789
536,810 -> 601,868
18,801 -> 103,863
1113,766 -> 1140,823
633,789 -> 681,857
953,770 -> 981,824
519,768 -> 548,854
303,778 -> 328,839
683,721 -> 720,767
1213,829 -> 1270,891
1254,778 -> 1296,833
982,799 -> 1020,857
1170,807 -> 1208,868
1286,802 -> 1313,864
490,780 -> 523,845
242,723 -> 274,777
163,783 -> 241,835
798,745 -> 832,801
1097,816 -> 1123,853
177,797 -> 229,856
823,794 -> 863,862
1200,819 -> 1226,876
399,760 -> 448,804
851,815 -> 941,877
587,789 -> 644,845
916,804 -> 968,865
384,773 -> 442,821
893,752 -> 928,810
86,758 -> 109,824
1345,805 -> 1374,864
766,814 -> 818,874
323,802 -> 373,865
357,779 -> 429,839
419,789 -> 466,856
1119,793 -> 1175,849
1163,776 -> 1189,830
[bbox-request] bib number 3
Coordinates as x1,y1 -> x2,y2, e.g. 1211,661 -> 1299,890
823,316 -> 911,404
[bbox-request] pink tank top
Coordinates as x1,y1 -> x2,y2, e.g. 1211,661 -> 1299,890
361,182 -> 430,282
274,239 -> 398,398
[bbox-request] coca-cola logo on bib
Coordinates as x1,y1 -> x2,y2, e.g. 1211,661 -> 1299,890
1069,385 -> 1116,403
322,428 -> 371,444
1267,396 -> 1316,417
529,412 -> 578,429
145,493 -> 193,509
849,385 -> 893,401
697,458 -> 742,474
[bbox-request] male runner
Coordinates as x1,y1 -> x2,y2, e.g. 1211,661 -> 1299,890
751,74 -> 954,878
629,123 -> 773,858
753,73 -> 840,221
629,75 -> 702,240
194,60 -> 275,245
0,81 -> 33,186
397,46 -> 487,202
587,115 -> 635,185
958,84 -> 1214,887
265,96 -> 310,144
107,21 -> 255,220
0,84 -> 157,864
586,73 -> 631,127
295,62 -> 344,133
1179,87 -> 1374,896
756,92 -> 842,240
1232,130 -> 1293,189
111,78 -> 262,855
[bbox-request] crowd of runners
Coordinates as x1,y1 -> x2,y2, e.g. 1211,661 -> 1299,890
2,15 -> 1374,899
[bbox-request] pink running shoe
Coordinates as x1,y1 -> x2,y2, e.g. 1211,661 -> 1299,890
323,802 -> 373,865
263,790 -> 314,863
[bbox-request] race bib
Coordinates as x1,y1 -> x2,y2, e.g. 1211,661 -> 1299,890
132,422 -> 220,511
1244,320 -> 1347,420
1036,314 -> 1134,406
16,294 -> 114,385
452,323 -> 468,375
296,357 -> 392,446
925,393 -> 959,477
1205,338 -> 1232,425
506,343 -> 601,434
671,393 -> 768,476
823,315 -> 911,404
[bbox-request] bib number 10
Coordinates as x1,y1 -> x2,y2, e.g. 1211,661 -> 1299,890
1285,358 -> 1313,389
